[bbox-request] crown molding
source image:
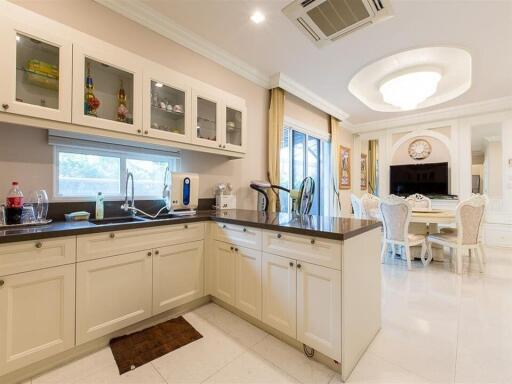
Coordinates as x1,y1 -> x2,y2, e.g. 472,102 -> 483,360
349,96 -> 512,132
271,73 -> 350,123
94,0 -> 270,88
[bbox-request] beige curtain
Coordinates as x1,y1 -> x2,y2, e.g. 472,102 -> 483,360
330,116 -> 342,217
368,140 -> 378,195
267,88 -> 285,212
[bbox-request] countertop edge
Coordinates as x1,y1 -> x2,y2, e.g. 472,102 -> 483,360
0,212 -> 382,244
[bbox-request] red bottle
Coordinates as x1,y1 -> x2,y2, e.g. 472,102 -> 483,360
6,182 -> 24,208
5,182 -> 24,225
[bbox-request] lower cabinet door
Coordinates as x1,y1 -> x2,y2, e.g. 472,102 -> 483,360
153,241 -> 204,315
235,246 -> 261,319
296,261 -> 341,361
0,264 -> 75,375
262,252 -> 296,338
76,250 -> 152,345
212,241 -> 236,305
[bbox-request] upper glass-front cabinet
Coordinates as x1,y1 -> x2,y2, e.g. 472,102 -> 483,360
223,103 -> 246,153
191,89 -> 222,149
0,20 -> 72,122
72,44 -> 142,134
143,67 -> 191,143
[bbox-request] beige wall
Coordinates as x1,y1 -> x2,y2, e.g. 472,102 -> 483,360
285,93 -> 330,134
2,0 -> 268,209
391,136 -> 450,165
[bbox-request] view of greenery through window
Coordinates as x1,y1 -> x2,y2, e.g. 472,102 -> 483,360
57,147 -> 178,198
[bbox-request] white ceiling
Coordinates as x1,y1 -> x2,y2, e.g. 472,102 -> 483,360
130,0 -> 511,124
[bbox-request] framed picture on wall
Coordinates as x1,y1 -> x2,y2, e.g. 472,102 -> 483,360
361,154 -> 368,190
338,145 -> 351,190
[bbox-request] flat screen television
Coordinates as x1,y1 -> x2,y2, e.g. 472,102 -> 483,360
390,162 -> 449,196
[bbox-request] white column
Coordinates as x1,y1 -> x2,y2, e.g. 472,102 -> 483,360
458,120 -> 472,200
501,116 -> 512,212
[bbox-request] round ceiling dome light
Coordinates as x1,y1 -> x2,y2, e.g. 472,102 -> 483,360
348,47 -> 472,112
379,70 -> 442,111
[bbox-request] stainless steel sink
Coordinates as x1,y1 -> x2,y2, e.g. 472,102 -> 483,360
89,216 -> 148,225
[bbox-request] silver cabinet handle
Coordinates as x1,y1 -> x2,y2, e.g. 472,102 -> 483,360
2,104 -> 9,110
0,280 -> 4,287
109,233 -> 115,239
147,251 -> 152,257
222,224 -> 227,229
297,263 -> 302,269
184,224 -> 188,229
234,248 -> 238,252
243,228 -> 247,232
277,233 -> 282,239
218,144 -> 222,148
289,261 -> 294,267
155,250 -> 159,256
310,239 -> 315,245
137,129 -> 142,134
35,242 -> 43,249
230,246 -> 234,251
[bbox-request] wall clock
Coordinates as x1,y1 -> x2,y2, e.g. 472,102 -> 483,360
408,139 -> 432,160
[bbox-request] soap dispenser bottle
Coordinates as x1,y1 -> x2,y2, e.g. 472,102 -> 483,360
95,192 -> 104,220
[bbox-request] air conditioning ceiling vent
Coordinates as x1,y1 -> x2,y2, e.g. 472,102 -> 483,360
283,0 -> 393,47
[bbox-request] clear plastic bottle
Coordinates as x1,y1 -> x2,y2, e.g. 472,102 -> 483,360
95,192 -> 104,220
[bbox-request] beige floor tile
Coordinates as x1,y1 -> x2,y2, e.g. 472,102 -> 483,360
203,350 -> 300,384
251,335 -> 336,384
331,352 -> 431,384
73,362 -> 165,384
32,348 -> 115,384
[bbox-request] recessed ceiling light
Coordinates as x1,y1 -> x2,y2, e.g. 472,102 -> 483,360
250,11 -> 265,24
154,82 -> 163,88
379,70 -> 442,111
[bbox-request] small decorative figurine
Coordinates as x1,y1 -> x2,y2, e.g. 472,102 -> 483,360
117,80 -> 129,122
84,63 -> 100,116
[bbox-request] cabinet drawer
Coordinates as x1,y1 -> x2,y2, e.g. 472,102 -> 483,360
77,222 -> 204,262
262,231 -> 341,270
0,237 -> 76,276
212,222 -> 261,250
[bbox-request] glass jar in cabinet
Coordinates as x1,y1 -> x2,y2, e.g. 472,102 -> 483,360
191,89 -> 222,149
0,20 -> 72,122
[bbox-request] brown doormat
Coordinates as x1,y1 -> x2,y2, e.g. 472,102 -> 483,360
110,316 -> 203,374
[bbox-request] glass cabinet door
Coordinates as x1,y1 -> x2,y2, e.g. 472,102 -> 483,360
0,21 -> 72,122
224,106 -> 245,151
192,90 -> 221,149
72,45 -> 142,134
143,69 -> 191,143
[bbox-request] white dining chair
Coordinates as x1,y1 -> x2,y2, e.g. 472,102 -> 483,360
428,194 -> 487,274
406,193 -> 432,210
351,194 -> 363,219
361,193 -> 381,219
379,195 -> 431,270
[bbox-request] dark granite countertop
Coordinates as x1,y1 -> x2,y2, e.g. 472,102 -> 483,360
0,209 -> 381,244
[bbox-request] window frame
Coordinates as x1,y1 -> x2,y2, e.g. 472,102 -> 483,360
281,118 -> 331,216
53,145 -> 179,201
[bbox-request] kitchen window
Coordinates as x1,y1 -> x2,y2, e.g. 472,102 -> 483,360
54,145 -> 180,200
280,125 -> 330,215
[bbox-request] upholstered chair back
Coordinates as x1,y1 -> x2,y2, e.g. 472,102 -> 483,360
361,193 -> 381,219
405,193 -> 432,210
457,195 -> 486,245
379,195 -> 412,242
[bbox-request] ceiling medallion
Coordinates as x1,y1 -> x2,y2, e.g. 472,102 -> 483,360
408,139 -> 432,160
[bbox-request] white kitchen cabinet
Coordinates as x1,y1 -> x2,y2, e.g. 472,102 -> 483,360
261,252 -> 297,338
222,99 -> 247,153
153,241 -> 204,315
0,264 -> 75,375
235,246 -> 262,319
211,240 -> 236,305
72,43 -> 142,135
0,18 -> 72,122
76,250 -> 152,344
143,64 -> 192,143
297,261 -> 341,361
191,88 -> 222,149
